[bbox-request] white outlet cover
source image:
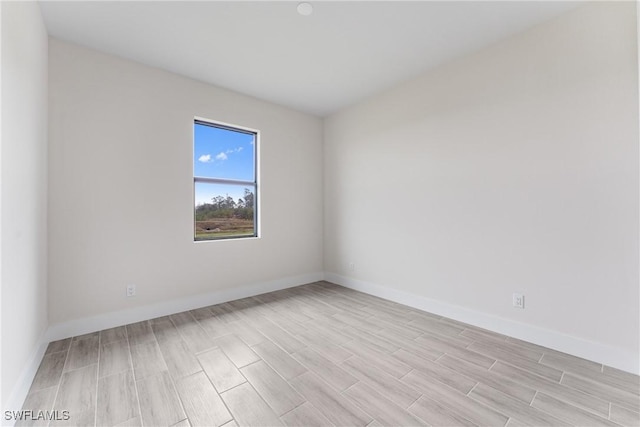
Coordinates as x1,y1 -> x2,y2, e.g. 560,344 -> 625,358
127,284 -> 136,297
512,293 -> 524,308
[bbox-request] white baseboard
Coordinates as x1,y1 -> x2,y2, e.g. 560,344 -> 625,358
46,272 -> 324,342
2,332 -> 49,426
326,272 -> 640,375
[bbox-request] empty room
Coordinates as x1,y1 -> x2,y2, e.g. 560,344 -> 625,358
1,1 -> 639,426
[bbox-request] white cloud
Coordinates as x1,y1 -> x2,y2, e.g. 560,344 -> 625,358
225,147 -> 244,154
199,148 -> 241,164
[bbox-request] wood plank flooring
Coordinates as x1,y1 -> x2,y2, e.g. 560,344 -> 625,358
20,281 -> 640,426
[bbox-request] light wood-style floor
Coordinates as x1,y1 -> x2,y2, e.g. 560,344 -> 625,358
21,281 -> 640,427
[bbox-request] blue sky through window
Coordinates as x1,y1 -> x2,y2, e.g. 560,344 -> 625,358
194,122 -> 255,206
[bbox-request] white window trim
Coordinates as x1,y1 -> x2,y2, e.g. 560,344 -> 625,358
193,117 -> 260,242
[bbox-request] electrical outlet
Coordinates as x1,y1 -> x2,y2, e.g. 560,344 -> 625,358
513,293 -> 524,309
126,284 -> 137,297
349,262 -> 355,272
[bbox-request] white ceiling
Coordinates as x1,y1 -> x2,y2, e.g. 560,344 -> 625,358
40,1 -> 580,117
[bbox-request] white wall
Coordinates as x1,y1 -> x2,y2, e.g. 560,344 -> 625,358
48,40 -> 324,325
325,2 -> 639,371
1,1 -> 49,410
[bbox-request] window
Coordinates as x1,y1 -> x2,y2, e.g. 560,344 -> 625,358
193,119 -> 258,241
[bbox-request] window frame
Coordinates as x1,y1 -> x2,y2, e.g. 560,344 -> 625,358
193,118 -> 259,242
